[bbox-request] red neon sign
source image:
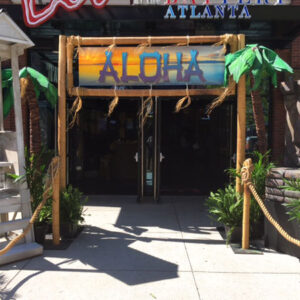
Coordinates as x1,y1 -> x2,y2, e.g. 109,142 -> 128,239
21,0 -> 109,27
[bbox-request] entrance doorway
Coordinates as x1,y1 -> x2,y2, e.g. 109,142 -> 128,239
68,99 -> 139,195
68,97 -> 235,199
160,98 -> 235,196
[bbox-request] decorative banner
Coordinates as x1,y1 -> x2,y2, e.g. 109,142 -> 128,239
79,46 -> 225,86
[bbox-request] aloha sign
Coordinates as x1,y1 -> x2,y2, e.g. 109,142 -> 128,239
21,0 -> 109,27
78,46 -> 225,86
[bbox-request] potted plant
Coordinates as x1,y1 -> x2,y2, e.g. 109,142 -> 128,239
60,185 -> 87,239
207,151 -> 274,244
206,184 -> 243,244
7,147 -> 53,244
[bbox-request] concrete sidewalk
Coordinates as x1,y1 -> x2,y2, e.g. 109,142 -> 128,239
1,196 -> 300,300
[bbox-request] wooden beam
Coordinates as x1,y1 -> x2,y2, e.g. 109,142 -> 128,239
68,87 -> 234,98
71,35 -> 234,46
67,38 -> 74,95
58,36 -> 67,189
236,34 -> 246,194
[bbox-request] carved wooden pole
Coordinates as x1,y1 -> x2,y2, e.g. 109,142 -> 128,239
236,34 -> 246,194
241,158 -> 253,249
58,35 -> 67,189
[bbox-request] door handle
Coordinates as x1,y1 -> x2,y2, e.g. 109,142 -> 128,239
134,153 -> 138,162
160,153 -> 165,162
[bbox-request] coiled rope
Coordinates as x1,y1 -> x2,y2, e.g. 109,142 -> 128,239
241,158 -> 300,248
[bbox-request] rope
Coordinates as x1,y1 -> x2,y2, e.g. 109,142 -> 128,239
241,159 -> 300,248
106,37 -> 116,52
107,87 -> 119,117
206,81 -> 235,115
0,157 -> 60,256
175,85 -> 191,112
139,87 -> 153,126
68,87 -> 83,129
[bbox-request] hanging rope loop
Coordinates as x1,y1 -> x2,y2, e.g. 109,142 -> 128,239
175,85 -> 191,113
106,36 -> 116,52
139,85 -> 153,126
108,86 -> 119,117
206,80 -> 235,115
69,87 -> 83,129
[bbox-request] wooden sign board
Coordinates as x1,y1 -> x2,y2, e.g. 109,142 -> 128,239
78,46 -> 225,87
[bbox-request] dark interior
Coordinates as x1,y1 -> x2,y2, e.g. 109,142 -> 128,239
160,98 -> 236,195
68,97 -> 236,196
69,99 -> 139,195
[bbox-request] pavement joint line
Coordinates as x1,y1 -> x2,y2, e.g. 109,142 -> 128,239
172,202 -> 202,300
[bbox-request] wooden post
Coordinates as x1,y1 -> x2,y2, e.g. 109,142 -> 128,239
52,157 -> 60,245
58,36 -> 67,189
242,159 -> 252,249
236,34 -> 246,194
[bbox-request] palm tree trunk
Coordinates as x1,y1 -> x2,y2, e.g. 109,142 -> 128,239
250,74 -> 267,154
20,76 -> 41,156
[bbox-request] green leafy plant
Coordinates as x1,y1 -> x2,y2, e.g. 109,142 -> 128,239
60,185 -> 87,225
227,151 -> 275,222
281,178 -> 300,224
209,44 -> 293,154
210,151 -> 275,243
206,184 -> 243,243
7,147 -> 53,224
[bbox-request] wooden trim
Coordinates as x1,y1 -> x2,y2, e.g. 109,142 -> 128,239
236,34 -> 246,194
68,87 -> 234,98
58,35 -> 67,189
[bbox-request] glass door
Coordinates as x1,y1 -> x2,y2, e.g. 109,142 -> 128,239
138,97 -> 161,202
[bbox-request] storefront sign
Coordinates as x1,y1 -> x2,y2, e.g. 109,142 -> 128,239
19,0 -> 289,27
79,46 -> 225,86
21,0 -> 108,27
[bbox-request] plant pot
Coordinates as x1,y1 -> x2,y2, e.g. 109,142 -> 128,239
225,226 -> 242,243
251,220 -> 264,240
34,223 -> 48,245
60,223 -> 78,239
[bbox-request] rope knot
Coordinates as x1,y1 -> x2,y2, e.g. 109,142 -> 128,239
241,158 -> 254,185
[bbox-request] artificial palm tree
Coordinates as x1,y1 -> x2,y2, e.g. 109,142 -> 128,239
209,44 -> 293,153
2,67 -> 57,155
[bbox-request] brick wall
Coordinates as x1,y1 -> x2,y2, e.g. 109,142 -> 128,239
291,35 -> 300,69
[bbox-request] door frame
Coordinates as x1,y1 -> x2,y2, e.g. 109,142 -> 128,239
58,34 -> 246,197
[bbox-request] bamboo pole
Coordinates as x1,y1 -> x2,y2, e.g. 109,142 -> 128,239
52,157 -> 60,245
67,37 -> 74,95
71,35 -> 233,46
68,87 -> 234,98
236,34 -> 246,194
58,35 -> 67,189
242,159 -> 252,249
